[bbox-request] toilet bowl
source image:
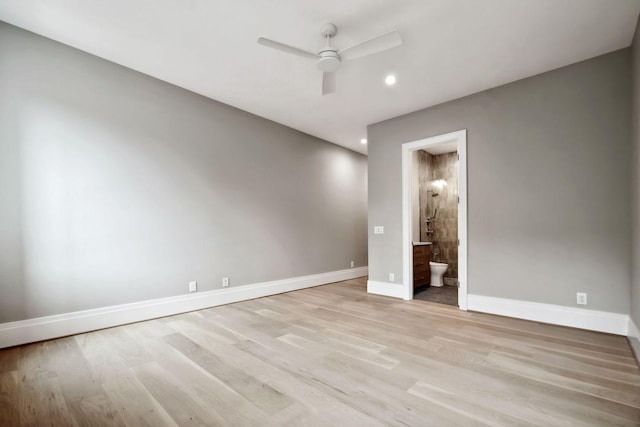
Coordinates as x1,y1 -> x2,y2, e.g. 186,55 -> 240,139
430,262 -> 448,287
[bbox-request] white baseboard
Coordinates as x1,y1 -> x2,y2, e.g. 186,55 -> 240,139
367,280 -> 404,299
467,294 -> 629,336
629,318 -> 640,367
0,267 -> 368,349
629,317 -> 640,338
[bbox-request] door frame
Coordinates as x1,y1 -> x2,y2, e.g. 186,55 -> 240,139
401,129 -> 468,309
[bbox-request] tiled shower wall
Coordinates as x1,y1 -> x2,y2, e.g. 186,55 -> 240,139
418,150 -> 458,281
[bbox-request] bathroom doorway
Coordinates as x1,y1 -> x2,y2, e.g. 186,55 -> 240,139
401,130 -> 467,309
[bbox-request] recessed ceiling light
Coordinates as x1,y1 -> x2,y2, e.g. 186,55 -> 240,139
360,138 -> 367,144
385,74 -> 397,86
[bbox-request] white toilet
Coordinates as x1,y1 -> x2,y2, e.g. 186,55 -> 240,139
430,262 -> 448,287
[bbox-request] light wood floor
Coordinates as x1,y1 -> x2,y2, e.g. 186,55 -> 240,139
1,277 -> 639,426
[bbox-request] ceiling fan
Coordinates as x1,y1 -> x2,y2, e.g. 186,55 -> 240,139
257,23 -> 402,95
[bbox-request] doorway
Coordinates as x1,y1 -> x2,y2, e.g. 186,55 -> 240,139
401,130 -> 467,310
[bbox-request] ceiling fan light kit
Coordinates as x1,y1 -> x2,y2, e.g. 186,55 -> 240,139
257,23 -> 402,95
317,49 -> 340,73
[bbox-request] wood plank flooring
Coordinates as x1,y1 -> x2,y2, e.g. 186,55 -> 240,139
1,276 -> 639,426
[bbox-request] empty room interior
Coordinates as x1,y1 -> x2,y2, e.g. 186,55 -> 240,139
2,1 -> 640,425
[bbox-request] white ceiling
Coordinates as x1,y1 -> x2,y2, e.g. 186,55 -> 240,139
1,1 -> 639,154
422,139 -> 458,156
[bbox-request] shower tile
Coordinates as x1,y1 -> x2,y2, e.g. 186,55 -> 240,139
419,150 -> 458,279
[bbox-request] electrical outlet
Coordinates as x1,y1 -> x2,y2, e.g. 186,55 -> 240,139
189,281 -> 197,293
389,273 -> 395,282
576,292 -> 587,305
374,226 -> 384,234
222,277 -> 229,288
350,261 -> 355,268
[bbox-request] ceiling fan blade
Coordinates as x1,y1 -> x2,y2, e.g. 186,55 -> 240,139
338,30 -> 402,60
322,72 -> 336,95
257,37 -> 316,59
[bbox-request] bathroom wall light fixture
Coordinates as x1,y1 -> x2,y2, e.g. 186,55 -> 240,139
433,179 -> 448,189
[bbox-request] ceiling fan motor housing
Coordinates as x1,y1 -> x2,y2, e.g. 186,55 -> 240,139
317,48 -> 340,72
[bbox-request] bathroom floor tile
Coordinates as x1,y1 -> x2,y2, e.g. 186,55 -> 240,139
413,285 -> 458,306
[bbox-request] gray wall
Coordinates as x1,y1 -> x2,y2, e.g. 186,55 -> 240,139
632,17 -> 640,329
0,22 -> 368,323
368,49 -> 631,314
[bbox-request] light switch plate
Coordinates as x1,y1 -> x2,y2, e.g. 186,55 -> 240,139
374,226 -> 384,234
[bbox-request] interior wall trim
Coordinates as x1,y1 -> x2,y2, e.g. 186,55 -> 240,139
0,267 -> 368,349
367,280 -> 405,299
630,317 -> 640,338
400,129 -> 468,308
628,318 -> 640,367
467,294 -> 629,335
